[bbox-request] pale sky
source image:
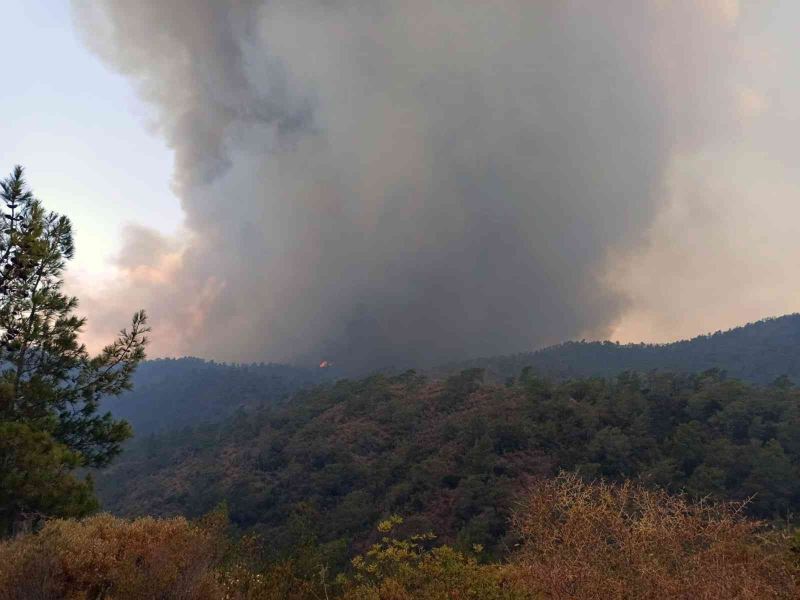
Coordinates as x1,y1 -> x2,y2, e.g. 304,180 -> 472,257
0,0 -> 182,282
2,1 -> 800,359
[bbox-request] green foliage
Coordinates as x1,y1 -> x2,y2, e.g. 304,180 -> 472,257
0,166 -> 148,534
340,515 -> 521,599
0,422 -> 98,534
97,366 -> 800,561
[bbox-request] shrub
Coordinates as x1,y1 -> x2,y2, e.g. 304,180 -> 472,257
338,515 -> 524,600
509,472 -> 799,599
0,513 -> 224,600
218,560 -> 323,600
2,475 -> 797,599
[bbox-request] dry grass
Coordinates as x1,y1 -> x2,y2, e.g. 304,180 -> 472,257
509,472 -> 798,599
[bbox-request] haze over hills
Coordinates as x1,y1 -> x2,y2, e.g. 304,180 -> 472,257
451,314 -> 800,385
105,358 -> 329,435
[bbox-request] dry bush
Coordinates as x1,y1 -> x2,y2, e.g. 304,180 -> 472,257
2,476 -> 798,600
0,513 -> 225,600
509,472 -> 798,599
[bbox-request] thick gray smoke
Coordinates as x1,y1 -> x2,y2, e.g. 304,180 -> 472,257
72,1 -> 739,371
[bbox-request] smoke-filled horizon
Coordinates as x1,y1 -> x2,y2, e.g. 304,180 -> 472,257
69,1 -> 782,371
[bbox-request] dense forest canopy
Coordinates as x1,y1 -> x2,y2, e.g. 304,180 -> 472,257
96,367 -> 800,568
109,313 -> 800,437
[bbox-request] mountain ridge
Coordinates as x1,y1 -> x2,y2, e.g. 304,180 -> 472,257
109,313 -> 800,437
444,313 -> 800,384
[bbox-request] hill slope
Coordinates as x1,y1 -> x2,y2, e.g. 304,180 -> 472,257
96,368 -> 800,564
450,314 -> 800,384
104,358 -> 327,435
105,315 -> 800,437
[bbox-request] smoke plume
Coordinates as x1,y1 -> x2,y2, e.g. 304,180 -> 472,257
71,1 -> 743,371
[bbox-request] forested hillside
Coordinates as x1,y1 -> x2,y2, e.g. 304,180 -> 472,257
106,314 -> 800,438
96,368 -> 800,568
451,314 -> 800,384
104,358 -> 327,435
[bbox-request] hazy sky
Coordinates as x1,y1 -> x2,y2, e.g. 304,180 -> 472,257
3,1 -> 800,364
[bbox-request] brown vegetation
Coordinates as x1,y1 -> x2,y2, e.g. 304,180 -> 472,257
510,472 -> 798,599
0,513 -> 225,600
0,474 -> 797,599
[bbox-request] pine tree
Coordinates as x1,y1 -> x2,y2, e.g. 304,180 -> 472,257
0,166 -> 149,533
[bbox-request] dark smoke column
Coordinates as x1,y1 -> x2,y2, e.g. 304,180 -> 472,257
72,1 -> 735,372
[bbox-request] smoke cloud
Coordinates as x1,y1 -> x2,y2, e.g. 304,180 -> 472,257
71,1 -> 744,371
